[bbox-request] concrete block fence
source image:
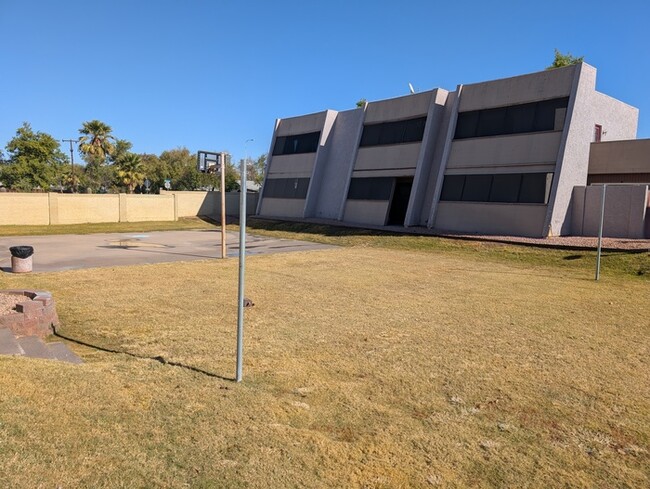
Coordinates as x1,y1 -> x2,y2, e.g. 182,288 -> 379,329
0,192 -> 258,226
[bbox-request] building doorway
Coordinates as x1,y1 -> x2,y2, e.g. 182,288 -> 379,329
387,177 -> 413,225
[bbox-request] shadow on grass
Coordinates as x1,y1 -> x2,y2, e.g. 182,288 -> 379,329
52,326 -> 235,382
238,217 -> 650,253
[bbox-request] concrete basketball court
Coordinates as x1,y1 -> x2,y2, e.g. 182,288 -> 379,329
0,230 -> 336,273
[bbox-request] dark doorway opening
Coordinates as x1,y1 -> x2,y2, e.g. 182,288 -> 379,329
387,177 -> 413,225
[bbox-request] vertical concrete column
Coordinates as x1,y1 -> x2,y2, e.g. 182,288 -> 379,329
119,194 -> 128,222
427,86 -> 463,229
256,119 -> 281,216
48,192 -> 58,225
405,90 -> 447,227
304,110 -> 338,218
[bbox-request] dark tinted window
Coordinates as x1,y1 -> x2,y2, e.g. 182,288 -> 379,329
347,177 -> 394,200
440,175 -> 465,201
440,173 -> 552,204
359,124 -> 381,146
476,107 -> 507,137
461,175 -> 492,202
454,97 -> 569,139
454,111 -> 479,139
519,173 -> 549,203
489,174 -> 522,203
505,103 -> 536,134
272,132 -> 320,156
403,117 -> 427,142
263,178 -> 310,199
381,120 -> 406,145
533,98 -> 567,132
360,116 -> 427,147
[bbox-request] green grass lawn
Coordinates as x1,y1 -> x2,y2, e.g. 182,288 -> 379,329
0,221 -> 648,487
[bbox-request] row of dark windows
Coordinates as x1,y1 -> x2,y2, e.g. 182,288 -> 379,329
347,177 -> 394,200
272,132 -> 320,156
454,97 -> 569,140
263,172 -> 551,204
272,97 -> 569,157
360,116 -> 427,147
262,178 -> 310,199
440,173 -> 552,204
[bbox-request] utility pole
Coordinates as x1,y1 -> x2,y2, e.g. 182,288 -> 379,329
61,139 -> 78,193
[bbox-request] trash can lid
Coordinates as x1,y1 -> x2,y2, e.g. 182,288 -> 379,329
9,246 -> 34,258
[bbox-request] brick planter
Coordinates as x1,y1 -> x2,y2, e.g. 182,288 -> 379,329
0,290 -> 59,337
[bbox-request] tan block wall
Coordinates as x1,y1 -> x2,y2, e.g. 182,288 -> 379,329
119,194 -> 176,222
50,194 -> 120,224
1,192 -> 258,225
0,194 -> 50,225
161,191 -> 218,217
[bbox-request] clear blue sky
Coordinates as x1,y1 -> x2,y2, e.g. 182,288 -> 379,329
1,0 -> 648,164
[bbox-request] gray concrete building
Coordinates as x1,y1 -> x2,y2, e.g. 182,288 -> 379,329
257,64 -> 646,237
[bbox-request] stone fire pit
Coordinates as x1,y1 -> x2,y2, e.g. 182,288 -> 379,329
0,290 -> 59,337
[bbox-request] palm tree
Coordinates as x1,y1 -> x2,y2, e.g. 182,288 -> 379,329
116,153 -> 145,193
78,120 -> 115,165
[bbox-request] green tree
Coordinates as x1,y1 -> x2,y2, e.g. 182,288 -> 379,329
78,120 -> 115,165
83,163 -> 117,193
247,154 -> 267,185
1,122 -> 68,191
356,98 -> 367,108
108,138 -> 133,165
546,49 -> 584,70
116,153 -> 145,193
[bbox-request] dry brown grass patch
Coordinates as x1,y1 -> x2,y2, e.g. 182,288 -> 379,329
0,247 -> 648,487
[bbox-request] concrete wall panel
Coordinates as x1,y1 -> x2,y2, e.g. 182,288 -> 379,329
267,153 -> 316,177
447,131 -> 562,170
589,139 -> 650,175
343,200 -> 389,226
459,65 -> 576,112
259,198 -> 305,218
435,202 -> 548,237
276,111 -> 327,136
0,194 -> 49,225
578,185 -> 647,238
570,187 -> 586,235
591,92 -> 638,142
355,143 -> 422,171
352,169 -> 416,178
365,91 -> 433,123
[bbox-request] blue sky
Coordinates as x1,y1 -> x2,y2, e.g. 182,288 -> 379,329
1,0 -> 648,164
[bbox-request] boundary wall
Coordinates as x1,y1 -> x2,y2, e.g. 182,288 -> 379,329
571,184 -> 649,238
0,192 -> 258,226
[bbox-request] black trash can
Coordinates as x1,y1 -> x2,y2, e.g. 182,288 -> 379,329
10,246 -> 34,273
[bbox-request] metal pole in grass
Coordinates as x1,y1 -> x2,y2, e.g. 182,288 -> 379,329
221,153 -> 227,259
595,184 -> 607,281
236,139 -> 253,382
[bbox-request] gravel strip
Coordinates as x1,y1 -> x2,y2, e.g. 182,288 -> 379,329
0,293 -> 22,315
434,232 -> 650,251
